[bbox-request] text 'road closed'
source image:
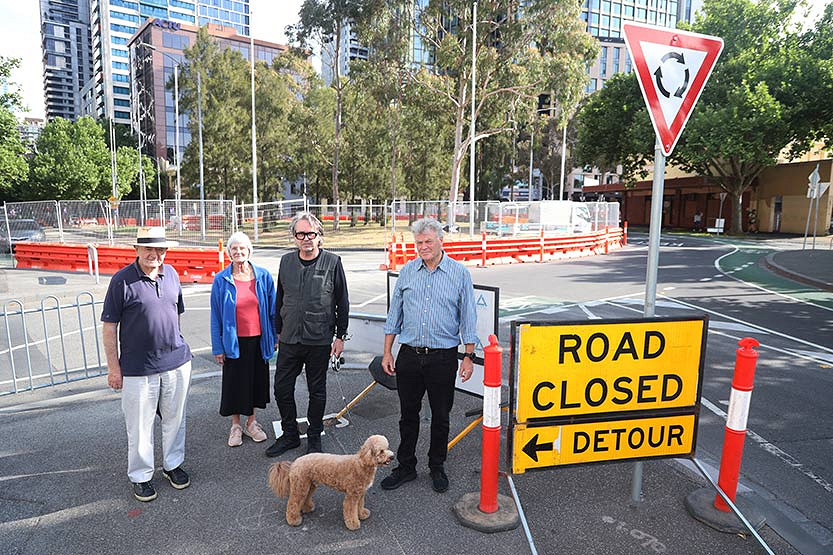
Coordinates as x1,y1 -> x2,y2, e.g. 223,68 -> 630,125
512,414 -> 696,473
516,319 -> 706,421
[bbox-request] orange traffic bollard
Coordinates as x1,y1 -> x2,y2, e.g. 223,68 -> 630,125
714,337 -> 760,512
479,334 -> 502,513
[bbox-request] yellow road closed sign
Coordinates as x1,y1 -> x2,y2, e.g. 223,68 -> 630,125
511,414 -> 696,473
508,316 -> 707,474
515,318 -> 706,422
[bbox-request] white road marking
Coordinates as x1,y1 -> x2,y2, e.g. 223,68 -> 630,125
701,397 -> 833,495
354,293 -> 386,308
578,304 -> 600,319
714,247 -> 833,312
661,294 -> 833,356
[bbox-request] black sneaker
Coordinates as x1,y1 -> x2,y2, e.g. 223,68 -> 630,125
306,435 -> 322,454
380,467 -> 417,490
162,466 -> 190,490
132,481 -> 157,502
265,435 -> 301,457
430,468 -> 449,493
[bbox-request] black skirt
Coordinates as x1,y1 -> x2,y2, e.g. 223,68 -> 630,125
219,335 -> 270,416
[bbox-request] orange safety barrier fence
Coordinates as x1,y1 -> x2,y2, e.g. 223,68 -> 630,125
13,242 -> 230,284
385,227 -> 626,270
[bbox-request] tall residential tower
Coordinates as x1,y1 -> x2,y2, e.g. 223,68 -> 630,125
39,0 -> 93,120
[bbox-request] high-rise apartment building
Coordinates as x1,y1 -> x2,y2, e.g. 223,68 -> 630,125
39,0 -> 93,120
87,0 -> 250,125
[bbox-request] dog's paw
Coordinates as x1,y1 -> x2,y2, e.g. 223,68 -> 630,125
359,507 -> 370,520
302,500 -> 315,513
345,518 -> 360,531
286,513 -> 303,527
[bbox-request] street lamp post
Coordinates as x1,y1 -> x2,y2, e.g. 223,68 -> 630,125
139,42 -> 189,234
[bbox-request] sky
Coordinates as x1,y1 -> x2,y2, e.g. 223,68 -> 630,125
0,0 -> 305,120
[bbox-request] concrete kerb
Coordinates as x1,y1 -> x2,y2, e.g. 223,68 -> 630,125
764,252 -> 833,292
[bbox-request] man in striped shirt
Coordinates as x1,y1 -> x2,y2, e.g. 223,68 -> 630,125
380,218 -> 478,493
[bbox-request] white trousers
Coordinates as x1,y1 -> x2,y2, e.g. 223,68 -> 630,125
121,361 -> 192,483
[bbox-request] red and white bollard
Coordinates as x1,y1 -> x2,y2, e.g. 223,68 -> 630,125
479,334 -> 502,513
714,337 -> 760,512
453,334 -> 520,531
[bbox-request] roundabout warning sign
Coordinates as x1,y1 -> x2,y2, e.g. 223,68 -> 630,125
508,317 -> 707,474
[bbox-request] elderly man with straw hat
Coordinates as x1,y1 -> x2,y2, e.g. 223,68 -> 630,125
101,227 -> 193,502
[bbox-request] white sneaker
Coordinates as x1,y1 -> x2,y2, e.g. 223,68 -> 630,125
228,424 -> 243,447
243,420 -> 267,442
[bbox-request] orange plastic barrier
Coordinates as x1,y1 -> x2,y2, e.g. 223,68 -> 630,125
13,242 -> 91,272
385,227 -> 626,269
14,242 -> 230,284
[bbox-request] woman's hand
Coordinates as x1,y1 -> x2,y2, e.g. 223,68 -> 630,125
214,354 -> 225,365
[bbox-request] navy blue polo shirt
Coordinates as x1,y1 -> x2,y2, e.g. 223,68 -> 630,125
101,260 -> 192,376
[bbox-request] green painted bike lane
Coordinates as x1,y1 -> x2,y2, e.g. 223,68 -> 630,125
716,242 -> 833,309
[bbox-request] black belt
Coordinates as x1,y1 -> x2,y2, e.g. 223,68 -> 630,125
403,345 -> 457,355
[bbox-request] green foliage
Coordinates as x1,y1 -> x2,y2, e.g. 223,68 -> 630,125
29,117 -> 112,200
0,106 -> 28,199
0,56 -> 23,110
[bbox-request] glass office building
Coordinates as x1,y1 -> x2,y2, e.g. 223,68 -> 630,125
87,0 -> 249,125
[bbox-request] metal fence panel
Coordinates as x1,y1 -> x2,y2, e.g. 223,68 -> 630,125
1,293 -> 105,396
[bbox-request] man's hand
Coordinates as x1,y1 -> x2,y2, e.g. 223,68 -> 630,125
214,354 -> 225,365
381,352 -> 396,376
331,338 -> 344,357
108,366 -> 123,390
459,356 -> 474,382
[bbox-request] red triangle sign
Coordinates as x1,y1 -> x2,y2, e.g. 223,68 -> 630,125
623,23 -> 723,156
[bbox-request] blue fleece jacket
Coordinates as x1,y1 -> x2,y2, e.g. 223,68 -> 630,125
210,262 -> 276,361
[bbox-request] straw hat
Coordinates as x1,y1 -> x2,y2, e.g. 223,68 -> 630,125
133,226 -> 179,248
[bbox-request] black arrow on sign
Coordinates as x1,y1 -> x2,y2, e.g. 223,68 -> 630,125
653,51 -> 690,98
522,433 -> 554,462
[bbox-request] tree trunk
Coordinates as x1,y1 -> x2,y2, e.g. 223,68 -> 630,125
731,189 -> 743,234
448,79 -> 468,229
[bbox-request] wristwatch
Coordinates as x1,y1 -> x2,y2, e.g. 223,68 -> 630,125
463,352 -> 476,361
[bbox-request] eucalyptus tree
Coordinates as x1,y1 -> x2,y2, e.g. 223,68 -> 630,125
403,0 -> 596,222
286,0 -> 384,229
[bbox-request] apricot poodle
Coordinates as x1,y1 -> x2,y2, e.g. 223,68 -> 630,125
267,434 -> 394,530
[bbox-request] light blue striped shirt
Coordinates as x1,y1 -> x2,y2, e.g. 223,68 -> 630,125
384,253 -> 478,349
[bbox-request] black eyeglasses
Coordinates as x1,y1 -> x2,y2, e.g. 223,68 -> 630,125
294,231 -> 319,240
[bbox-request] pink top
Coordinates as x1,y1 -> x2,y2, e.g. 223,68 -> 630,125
234,278 -> 261,337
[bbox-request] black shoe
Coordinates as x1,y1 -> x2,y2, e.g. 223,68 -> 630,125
380,467 -> 417,490
132,481 -> 157,502
162,466 -> 190,490
430,468 -> 449,493
306,435 -> 322,454
266,435 -> 301,457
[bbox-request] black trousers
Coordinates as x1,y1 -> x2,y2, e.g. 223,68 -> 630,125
274,342 -> 330,438
394,346 -> 458,472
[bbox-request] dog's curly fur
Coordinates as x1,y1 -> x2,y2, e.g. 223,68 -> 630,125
267,434 -> 394,530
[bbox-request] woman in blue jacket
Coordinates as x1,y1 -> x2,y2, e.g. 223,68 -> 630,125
210,232 -> 276,447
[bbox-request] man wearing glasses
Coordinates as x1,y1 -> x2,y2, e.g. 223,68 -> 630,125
266,212 -> 349,457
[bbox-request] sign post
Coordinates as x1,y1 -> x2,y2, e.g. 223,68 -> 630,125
623,22 -> 723,502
